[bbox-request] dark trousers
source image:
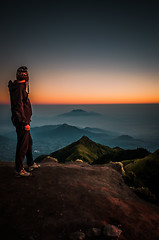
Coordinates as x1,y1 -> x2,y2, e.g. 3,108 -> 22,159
15,126 -> 34,172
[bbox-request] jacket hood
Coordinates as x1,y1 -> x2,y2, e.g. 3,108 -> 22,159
8,80 -> 21,92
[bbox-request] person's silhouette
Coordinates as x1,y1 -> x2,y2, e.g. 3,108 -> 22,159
8,66 -> 40,177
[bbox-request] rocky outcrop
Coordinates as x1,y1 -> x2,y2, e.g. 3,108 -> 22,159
0,161 -> 159,240
103,224 -> 122,239
75,159 -> 84,163
107,162 -> 125,175
43,156 -> 58,163
70,225 -> 122,239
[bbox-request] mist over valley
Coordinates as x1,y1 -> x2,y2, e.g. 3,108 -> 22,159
0,104 -> 159,161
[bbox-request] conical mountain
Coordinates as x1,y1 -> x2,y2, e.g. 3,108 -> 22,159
50,136 -> 112,164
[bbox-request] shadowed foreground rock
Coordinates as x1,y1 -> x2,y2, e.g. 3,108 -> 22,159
0,160 -> 159,240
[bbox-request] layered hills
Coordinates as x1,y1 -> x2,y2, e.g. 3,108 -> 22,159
45,136 -> 150,164
1,123 -> 156,161
30,124 -> 156,153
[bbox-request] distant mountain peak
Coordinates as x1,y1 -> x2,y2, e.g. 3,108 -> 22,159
61,123 -> 69,126
117,135 -> 134,141
59,123 -> 73,128
71,109 -> 86,113
57,109 -> 102,117
53,123 -> 80,134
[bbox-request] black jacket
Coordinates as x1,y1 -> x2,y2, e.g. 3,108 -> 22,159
8,80 -> 32,127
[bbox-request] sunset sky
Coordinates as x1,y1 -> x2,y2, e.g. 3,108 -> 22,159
0,1 -> 159,104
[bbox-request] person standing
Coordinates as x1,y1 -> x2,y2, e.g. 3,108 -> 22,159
8,66 -> 40,177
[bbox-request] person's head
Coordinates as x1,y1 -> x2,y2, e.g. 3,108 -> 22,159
16,66 -> 29,82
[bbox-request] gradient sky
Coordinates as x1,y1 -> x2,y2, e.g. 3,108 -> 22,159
0,0 -> 159,104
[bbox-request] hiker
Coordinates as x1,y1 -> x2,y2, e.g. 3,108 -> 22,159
8,66 -> 40,177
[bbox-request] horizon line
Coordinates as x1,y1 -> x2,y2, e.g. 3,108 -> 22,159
1,102 -> 159,105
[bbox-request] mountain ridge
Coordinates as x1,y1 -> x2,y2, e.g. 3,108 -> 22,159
44,136 -> 150,164
1,123 -> 157,162
49,136 -> 112,164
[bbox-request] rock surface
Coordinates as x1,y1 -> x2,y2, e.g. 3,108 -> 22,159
69,231 -> 86,240
103,224 -> 122,239
106,162 -> 125,175
0,161 -> 159,240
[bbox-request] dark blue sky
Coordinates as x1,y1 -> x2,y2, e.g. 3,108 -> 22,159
1,0 -> 159,70
0,1 -> 159,104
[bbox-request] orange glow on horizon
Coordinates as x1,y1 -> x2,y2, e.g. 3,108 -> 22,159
1,97 -> 159,105
1,68 -> 159,105
30,97 -> 159,105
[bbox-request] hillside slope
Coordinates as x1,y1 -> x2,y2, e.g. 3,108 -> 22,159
0,160 -> 159,240
49,136 -> 149,164
124,149 -> 159,199
50,136 -> 113,163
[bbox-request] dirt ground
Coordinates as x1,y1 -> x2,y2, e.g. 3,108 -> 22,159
0,160 -> 159,240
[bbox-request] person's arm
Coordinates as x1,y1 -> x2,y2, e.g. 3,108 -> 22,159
14,85 -> 28,127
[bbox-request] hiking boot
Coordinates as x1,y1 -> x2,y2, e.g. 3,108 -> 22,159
15,168 -> 31,177
28,162 -> 40,172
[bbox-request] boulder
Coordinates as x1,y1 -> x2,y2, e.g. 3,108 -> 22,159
103,224 -> 122,239
44,156 -> 58,163
108,162 -> 125,175
75,159 -> 84,163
